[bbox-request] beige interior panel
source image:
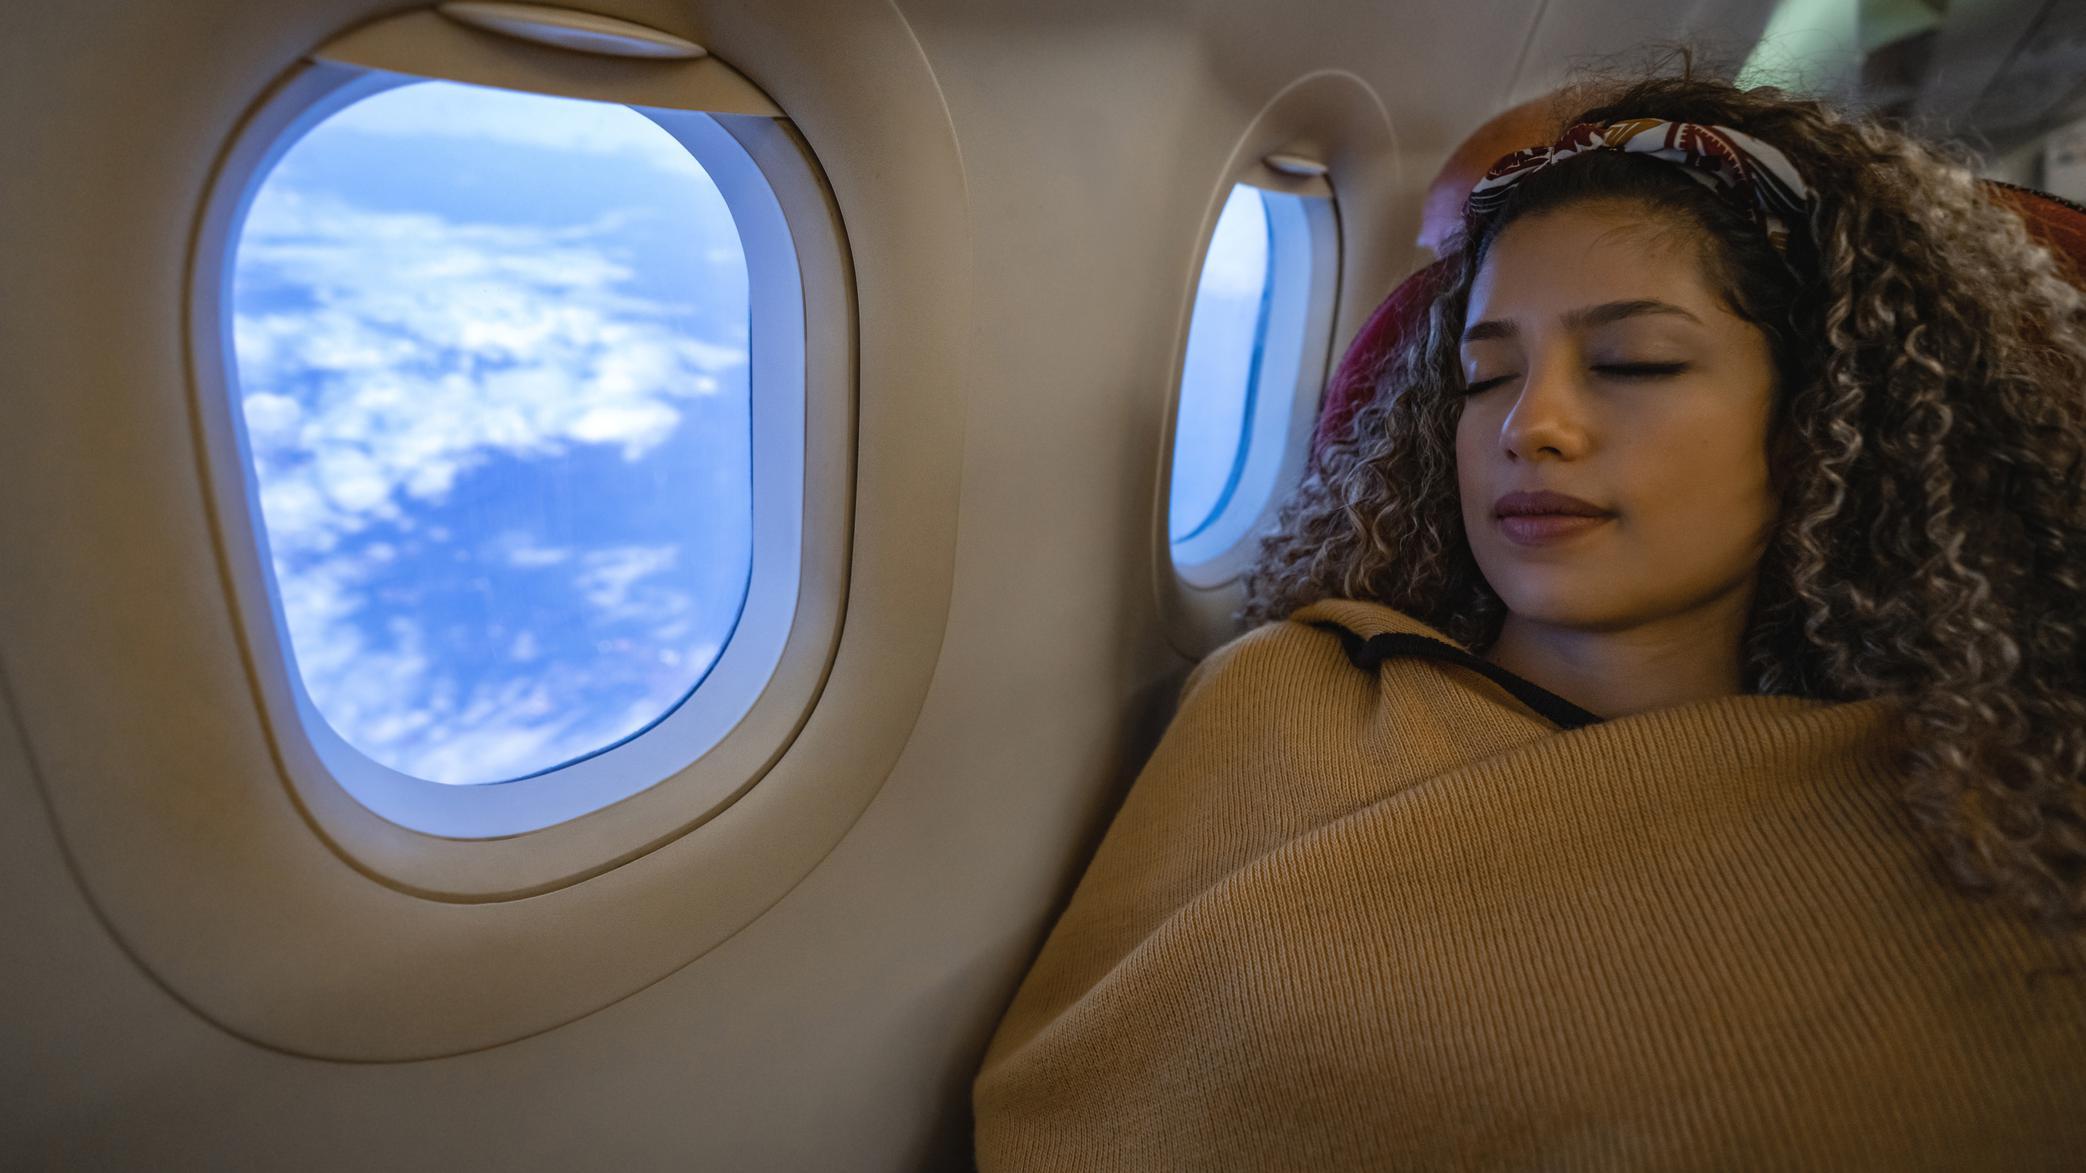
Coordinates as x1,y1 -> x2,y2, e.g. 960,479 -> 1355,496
0,0 -> 970,1062
2,0 -> 1773,1166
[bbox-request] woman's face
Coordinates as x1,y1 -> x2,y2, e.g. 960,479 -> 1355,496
1455,199 -> 1780,634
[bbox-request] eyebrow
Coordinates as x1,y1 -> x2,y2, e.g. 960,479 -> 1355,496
1461,299 -> 1704,344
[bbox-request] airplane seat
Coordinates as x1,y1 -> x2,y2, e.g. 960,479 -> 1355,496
1307,257 -> 1449,462
1987,180 -> 2086,285
1309,180 -> 2086,463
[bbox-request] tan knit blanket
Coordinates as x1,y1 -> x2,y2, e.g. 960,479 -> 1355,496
973,599 -> 2086,1170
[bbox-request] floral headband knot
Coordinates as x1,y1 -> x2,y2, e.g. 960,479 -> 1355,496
1466,118 -> 1813,255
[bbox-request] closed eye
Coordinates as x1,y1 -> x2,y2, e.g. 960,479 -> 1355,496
1462,362 -> 1689,395
1594,362 -> 1690,379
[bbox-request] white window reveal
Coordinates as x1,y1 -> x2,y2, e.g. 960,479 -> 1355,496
1167,175 -> 1340,585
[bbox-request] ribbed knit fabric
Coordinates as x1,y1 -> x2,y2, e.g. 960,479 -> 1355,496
972,599 -> 2086,1170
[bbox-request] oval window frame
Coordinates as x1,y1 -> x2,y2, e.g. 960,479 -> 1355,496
1151,70 -> 1402,659
188,22 -> 852,893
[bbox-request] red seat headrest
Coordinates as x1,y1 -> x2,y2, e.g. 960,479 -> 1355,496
1310,180 -> 2086,462
1308,258 -> 1449,459
1987,180 -> 2086,284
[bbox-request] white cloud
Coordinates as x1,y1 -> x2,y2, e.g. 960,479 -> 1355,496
313,445 -> 395,513
576,545 -> 677,608
271,536 -> 717,785
570,400 -> 683,456
498,537 -> 573,568
240,392 -> 302,446
275,545 -> 659,785
231,187 -> 748,558
323,79 -> 712,172
401,673 -> 573,783
574,545 -> 696,626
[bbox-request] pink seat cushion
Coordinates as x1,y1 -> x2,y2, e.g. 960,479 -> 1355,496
1308,181 -> 2086,463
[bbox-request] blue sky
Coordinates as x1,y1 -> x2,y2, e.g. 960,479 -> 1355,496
231,80 -> 753,786
1170,184 -> 1270,542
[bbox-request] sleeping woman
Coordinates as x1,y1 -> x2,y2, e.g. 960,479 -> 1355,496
972,70 -> 2086,1168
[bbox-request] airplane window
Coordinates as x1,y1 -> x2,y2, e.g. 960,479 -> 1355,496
1169,184 -> 1272,543
1167,179 -> 1338,581
229,79 -> 753,786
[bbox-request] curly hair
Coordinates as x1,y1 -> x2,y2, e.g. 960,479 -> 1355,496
1240,70 -> 2086,935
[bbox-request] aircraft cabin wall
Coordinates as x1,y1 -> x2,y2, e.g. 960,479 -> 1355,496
3,0 -> 1777,1167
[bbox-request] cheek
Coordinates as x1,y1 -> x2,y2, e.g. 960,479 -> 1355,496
1620,417 -> 1778,550
1453,403 -> 1487,473
1680,412 -> 1773,505
1453,412 -> 1485,511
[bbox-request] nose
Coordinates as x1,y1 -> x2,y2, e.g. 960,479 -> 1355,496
1496,347 -> 1592,461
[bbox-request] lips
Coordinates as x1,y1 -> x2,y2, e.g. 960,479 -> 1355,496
1493,489 -> 1613,518
1497,514 -> 1609,546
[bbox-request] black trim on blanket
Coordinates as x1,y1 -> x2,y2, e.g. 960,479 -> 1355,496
1307,619 -> 1607,731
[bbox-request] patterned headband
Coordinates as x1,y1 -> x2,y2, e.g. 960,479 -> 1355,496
1466,118 -> 1813,255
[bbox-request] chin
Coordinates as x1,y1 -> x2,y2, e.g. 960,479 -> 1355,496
1484,573 -> 1625,627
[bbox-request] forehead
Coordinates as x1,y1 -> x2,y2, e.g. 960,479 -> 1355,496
1467,202 -> 1722,327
